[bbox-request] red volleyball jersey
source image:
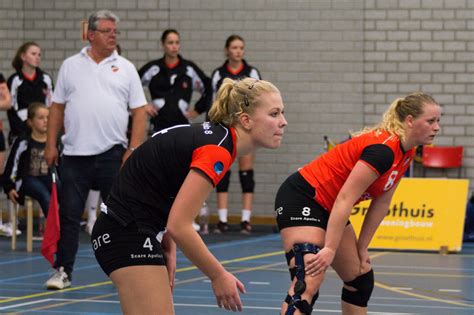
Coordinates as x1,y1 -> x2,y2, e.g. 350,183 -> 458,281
299,130 -> 415,212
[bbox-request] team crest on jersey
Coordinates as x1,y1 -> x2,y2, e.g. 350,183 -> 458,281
214,161 -> 224,175
111,65 -> 119,72
182,81 -> 188,89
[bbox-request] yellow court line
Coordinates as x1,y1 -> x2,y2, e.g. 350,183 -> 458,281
21,261 -> 287,312
375,281 -> 474,308
22,293 -> 117,313
369,251 -> 473,308
0,250 -> 285,304
175,261 -> 286,286
0,250 -> 385,304
176,250 -> 284,272
0,281 -> 113,304
376,271 -> 474,279
3,249 -> 471,311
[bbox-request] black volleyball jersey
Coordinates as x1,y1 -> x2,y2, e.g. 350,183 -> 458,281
211,59 -> 261,94
105,122 -> 236,235
138,55 -> 212,131
7,68 -> 53,138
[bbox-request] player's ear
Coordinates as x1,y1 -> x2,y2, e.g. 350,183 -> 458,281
405,114 -> 414,128
239,113 -> 252,130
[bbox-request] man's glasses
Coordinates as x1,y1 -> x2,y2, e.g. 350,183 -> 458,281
95,28 -> 121,36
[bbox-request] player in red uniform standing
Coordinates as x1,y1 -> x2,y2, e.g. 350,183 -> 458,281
275,92 -> 441,315
91,77 -> 287,314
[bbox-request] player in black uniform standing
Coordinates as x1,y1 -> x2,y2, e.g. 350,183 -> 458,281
91,77 -> 287,314
138,29 -> 212,133
7,42 -> 53,144
207,35 -> 262,234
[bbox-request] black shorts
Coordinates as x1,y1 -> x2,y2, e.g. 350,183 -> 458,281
275,172 -> 330,231
91,213 -> 166,276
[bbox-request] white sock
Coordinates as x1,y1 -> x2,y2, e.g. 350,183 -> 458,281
241,209 -> 251,222
218,208 -> 228,223
86,190 -> 101,223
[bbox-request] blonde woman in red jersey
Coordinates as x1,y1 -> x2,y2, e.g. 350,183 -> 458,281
275,92 -> 441,315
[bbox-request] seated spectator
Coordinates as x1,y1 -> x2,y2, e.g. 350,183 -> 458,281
2,102 -> 52,217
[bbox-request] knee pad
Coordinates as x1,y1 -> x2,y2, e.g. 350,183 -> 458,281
216,170 -> 231,192
284,243 -> 320,315
239,169 -> 255,193
341,269 -> 374,307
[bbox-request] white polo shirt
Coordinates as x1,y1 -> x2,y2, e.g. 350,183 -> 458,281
52,47 -> 146,155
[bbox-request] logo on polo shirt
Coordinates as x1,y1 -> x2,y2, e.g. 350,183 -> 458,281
111,65 -> 119,72
214,161 -> 224,175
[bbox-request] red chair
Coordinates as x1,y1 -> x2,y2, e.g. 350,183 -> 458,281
422,145 -> 463,177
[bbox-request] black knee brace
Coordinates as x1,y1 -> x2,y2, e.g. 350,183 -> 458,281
341,269 -> 374,307
284,243 -> 320,315
216,170 -> 231,192
239,169 -> 255,193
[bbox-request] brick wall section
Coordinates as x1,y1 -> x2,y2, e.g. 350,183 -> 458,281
363,0 -> 474,183
0,0 -> 471,217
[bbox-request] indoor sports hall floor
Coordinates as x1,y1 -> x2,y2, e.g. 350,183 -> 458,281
0,225 -> 473,314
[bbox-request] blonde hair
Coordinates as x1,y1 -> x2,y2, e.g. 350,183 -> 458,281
354,91 -> 439,141
208,78 -> 279,126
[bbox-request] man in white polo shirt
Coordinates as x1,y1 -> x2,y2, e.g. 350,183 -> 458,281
44,10 -> 147,290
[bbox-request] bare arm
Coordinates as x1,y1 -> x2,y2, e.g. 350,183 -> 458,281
45,103 -> 65,167
0,83 -> 11,110
167,169 -> 245,311
122,105 -> 147,163
355,184 -> 398,270
307,161 -> 379,274
357,182 -> 398,250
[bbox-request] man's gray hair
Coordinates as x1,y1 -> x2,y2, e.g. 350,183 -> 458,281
87,10 -> 119,31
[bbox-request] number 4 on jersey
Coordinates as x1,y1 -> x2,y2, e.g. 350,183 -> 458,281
143,237 -> 153,251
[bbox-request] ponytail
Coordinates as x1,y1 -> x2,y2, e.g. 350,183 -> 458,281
208,78 -> 279,127
354,92 -> 439,141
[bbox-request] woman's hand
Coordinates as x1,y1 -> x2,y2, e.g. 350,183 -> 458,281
162,233 -> 177,291
164,248 -> 176,291
358,247 -> 372,273
305,247 -> 336,276
211,271 -> 246,312
8,189 -> 19,204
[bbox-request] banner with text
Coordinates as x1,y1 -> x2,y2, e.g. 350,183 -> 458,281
350,178 -> 469,252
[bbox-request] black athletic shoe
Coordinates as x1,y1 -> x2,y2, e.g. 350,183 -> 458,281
214,221 -> 229,233
240,221 -> 252,234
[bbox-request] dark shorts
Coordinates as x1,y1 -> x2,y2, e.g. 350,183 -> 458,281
91,213 -> 166,276
275,172 -> 330,231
